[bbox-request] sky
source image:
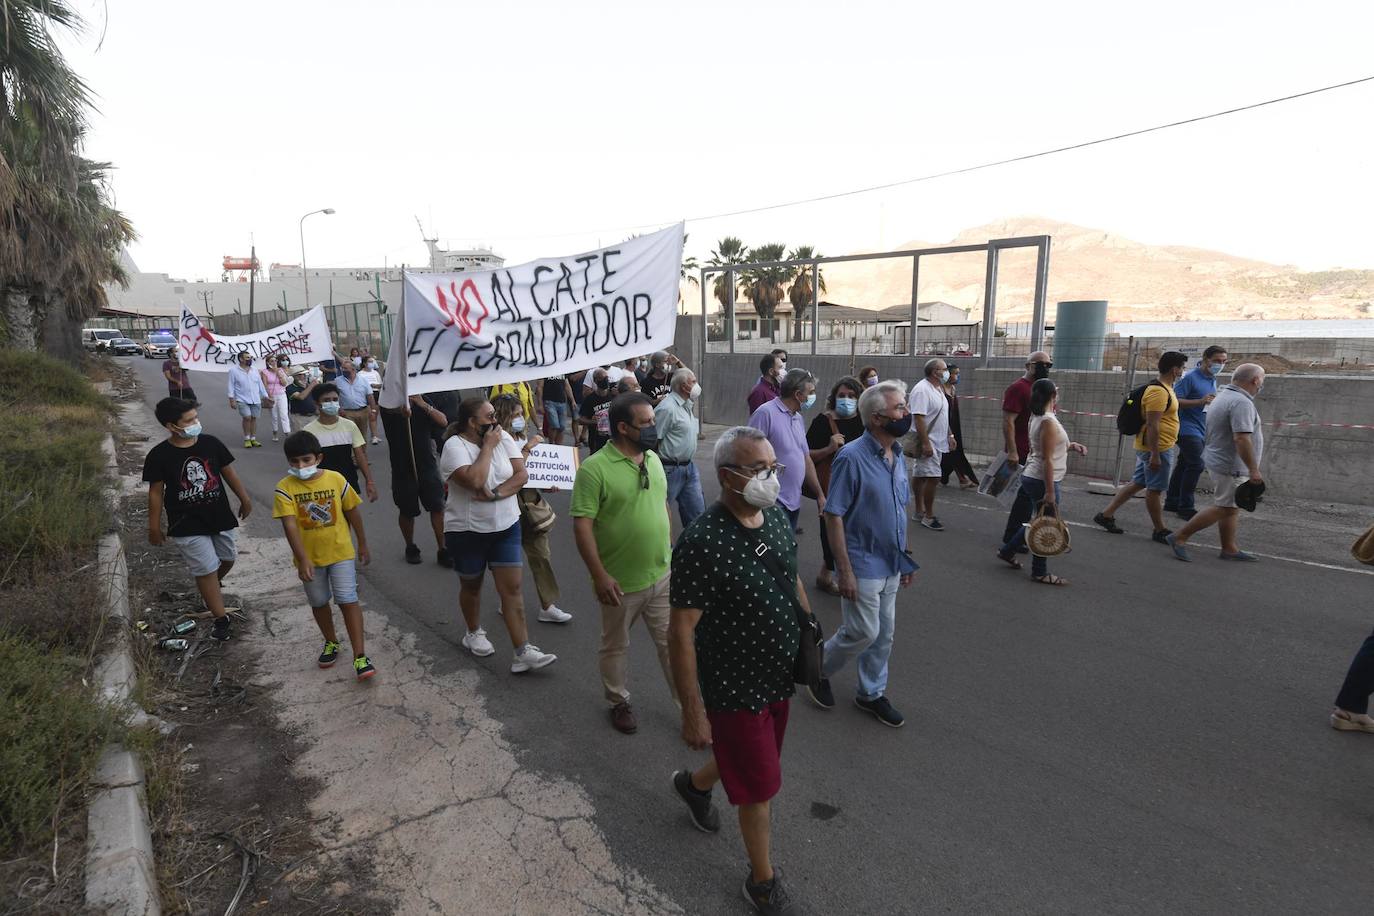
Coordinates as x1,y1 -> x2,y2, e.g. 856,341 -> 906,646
60,0 -> 1374,280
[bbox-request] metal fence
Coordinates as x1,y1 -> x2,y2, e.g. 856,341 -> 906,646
701,235 -> 1052,365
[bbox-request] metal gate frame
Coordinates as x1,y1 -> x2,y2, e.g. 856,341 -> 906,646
699,234 -> 1051,367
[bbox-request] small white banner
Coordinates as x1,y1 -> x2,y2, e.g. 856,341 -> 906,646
379,223 -> 683,407
177,304 -> 335,370
523,443 -> 579,490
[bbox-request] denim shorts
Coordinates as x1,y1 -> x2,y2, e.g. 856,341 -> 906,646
301,558 -> 359,607
1131,447 -> 1177,492
545,401 -> 568,430
170,530 -> 237,577
445,521 -> 523,579
236,401 -> 261,418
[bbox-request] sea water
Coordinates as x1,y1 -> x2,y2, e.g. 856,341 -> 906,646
1108,318 -> 1374,338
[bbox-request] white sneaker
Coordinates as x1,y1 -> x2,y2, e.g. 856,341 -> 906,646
537,604 -> 573,624
371,436 -> 380,445
461,628 -> 495,657
511,644 -> 557,673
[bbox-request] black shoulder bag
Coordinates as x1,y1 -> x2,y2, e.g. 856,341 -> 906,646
724,507 -> 825,689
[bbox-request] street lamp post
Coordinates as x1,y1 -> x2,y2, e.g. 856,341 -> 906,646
298,207 -> 336,307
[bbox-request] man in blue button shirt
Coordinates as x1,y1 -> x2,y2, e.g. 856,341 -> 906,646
1165,345 -> 1227,520
808,380 -> 918,728
335,356 -> 378,445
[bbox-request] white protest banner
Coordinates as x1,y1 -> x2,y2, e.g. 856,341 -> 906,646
379,223 -> 683,407
177,304 -> 335,371
523,443 -> 579,490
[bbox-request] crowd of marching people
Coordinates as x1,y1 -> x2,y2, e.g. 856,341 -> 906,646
141,340 -> 1374,915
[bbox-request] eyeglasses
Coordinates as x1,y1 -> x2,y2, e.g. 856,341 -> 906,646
638,460 -> 650,490
722,463 -> 785,480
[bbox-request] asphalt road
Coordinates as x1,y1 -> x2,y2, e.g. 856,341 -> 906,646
131,357 -> 1374,915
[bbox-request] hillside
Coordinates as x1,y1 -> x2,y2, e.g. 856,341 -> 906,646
819,218 -> 1374,323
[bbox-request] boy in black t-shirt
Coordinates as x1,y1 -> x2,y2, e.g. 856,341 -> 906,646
577,370 -> 615,453
142,397 -> 253,639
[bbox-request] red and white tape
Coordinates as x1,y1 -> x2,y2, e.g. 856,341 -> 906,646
955,394 -> 1374,431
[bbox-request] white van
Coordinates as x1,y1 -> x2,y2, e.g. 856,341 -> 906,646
82,328 -> 124,351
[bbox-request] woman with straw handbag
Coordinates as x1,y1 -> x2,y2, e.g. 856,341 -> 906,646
996,378 -> 1087,586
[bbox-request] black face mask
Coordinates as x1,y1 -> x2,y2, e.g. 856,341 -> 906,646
1032,362 -> 1052,380
881,414 -> 913,437
477,422 -> 497,436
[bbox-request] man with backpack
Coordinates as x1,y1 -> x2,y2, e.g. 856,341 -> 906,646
1094,351 -> 1189,542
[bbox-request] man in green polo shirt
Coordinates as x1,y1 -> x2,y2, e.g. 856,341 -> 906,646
571,391 -> 676,735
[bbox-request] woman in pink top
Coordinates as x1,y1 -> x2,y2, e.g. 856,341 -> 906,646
260,355 -> 291,442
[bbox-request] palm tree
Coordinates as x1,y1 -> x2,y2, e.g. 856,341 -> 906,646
679,232 -> 699,313
740,243 -> 789,342
707,236 -> 748,314
786,246 -> 826,341
1,1 -> 133,351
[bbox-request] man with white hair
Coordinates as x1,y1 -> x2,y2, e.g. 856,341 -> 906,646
808,381 -> 918,727
668,425 -> 807,914
907,358 -> 955,531
1166,363 -> 1266,561
748,367 -> 826,532
654,366 -> 705,526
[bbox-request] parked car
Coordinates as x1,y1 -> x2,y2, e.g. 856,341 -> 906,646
143,331 -> 177,359
108,337 -> 141,356
82,328 -> 124,351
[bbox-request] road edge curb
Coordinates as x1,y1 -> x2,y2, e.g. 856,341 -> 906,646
85,433 -> 162,915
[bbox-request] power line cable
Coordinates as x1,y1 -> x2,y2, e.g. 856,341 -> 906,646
674,74 -> 1374,224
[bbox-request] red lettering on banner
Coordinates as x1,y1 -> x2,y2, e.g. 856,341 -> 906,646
435,285 -> 456,327
179,325 -> 216,363
456,279 -> 488,338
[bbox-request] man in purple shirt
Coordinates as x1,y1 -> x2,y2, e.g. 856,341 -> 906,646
746,353 -> 785,415
747,368 -> 825,530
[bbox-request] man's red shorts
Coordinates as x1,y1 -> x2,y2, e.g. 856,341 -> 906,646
707,699 -> 790,806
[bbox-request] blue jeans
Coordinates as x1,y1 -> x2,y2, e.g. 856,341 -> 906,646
301,558 -> 359,608
664,462 -> 705,527
1000,477 -> 1061,578
1165,435 -> 1205,511
545,400 -> 568,431
821,574 -> 899,700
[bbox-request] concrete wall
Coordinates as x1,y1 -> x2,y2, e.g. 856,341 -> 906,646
698,352 -> 1374,506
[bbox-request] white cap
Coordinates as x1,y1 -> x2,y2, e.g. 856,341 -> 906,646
605,366 -> 624,383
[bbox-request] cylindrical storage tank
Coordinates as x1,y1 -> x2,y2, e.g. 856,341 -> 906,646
1053,300 -> 1108,370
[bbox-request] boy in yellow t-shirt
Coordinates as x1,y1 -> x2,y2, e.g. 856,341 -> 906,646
272,430 -> 375,680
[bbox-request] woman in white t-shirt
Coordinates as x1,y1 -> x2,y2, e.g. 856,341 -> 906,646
439,396 -> 557,674
357,358 -> 383,444
996,378 -> 1087,585
492,394 -> 573,625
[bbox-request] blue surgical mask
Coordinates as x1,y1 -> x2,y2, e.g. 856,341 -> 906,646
177,422 -> 202,439
939,370 -> 951,383
801,393 -> 816,410
511,417 -> 526,433
835,397 -> 857,418
1210,362 -> 1226,376
320,401 -> 341,416
288,463 -> 320,480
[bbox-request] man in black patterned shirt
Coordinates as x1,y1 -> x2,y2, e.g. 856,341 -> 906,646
668,425 -> 806,915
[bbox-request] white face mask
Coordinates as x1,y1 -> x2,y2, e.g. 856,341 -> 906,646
511,417 -> 526,433
728,470 -> 781,509
289,463 -> 320,480
351,356 -> 362,367
689,383 -> 702,401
